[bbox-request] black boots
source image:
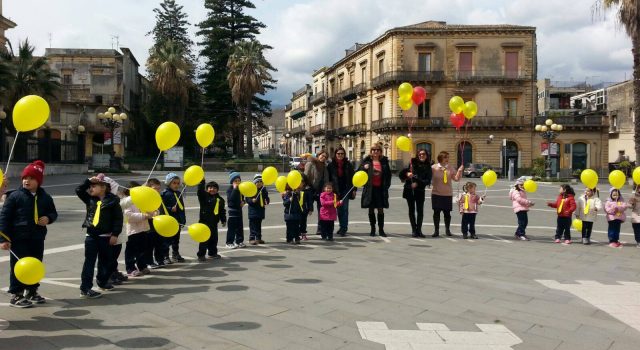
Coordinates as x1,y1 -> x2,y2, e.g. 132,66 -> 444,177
377,212 -> 386,237
369,212 -> 376,236
432,212 -> 440,237
444,213 -> 452,236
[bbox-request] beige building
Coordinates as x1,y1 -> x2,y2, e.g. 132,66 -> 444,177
0,0 -> 16,52
284,84 -> 312,156
254,108 -> 285,157
607,80 -> 635,163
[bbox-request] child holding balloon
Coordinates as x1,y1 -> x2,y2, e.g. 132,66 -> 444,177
319,182 -> 340,241
226,172 -> 245,249
605,188 -> 627,248
122,182 -> 156,276
576,187 -> 602,245
247,174 -> 270,245
547,185 -> 576,244
510,177 -> 534,241
298,174 -> 314,240
144,178 -> 167,268
282,185 -> 303,244
161,173 -> 186,262
456,182 -> 484,239
0,161 -> 58,308
196,179 -> 226,261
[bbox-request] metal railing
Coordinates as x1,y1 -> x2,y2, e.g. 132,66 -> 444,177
5,134 -> 83,163
463,116 -> 526,128
371,117 -> 445,131
310,91 -> 326,105
337,123 -> 366,135
290,125 -> 305,135
533,115 -> 605,127
290,106 -> 307,119
310,124 -> 325,135
371,71 -> 445,89
452,70 -> 531,81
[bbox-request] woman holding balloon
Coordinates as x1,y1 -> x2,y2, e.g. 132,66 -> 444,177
327,147 -> 356,236
304,150 -> 329,233
360,144 -> 392,237
430,151 -> 463,237
399,149 -> 432,237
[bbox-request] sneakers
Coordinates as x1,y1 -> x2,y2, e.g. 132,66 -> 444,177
140,268 -> 151,275
302,235 -> 308,241
257,240 -> 265,244
163,258 -> 173,265
554,239 -> 561,243
417,233 -> 426,238
80,289 -> 102,299
209,254 -> 222,259
237,242 -> 246,248
109,278 -> 123,286
517,235 -> 529,241
197,256 -> 207,262
582,238 -> 592,245
564,240 -> 572,245
250,240 -> 257,245
445,231 -> 453,237
10,295 -> 33,308
609,242 -> 622,248
225,243 -> 236,249
379,230 -> 387,237
148,263 -> 162,269
470,234 -> 479,239
432,232 -> 439,238
172,254 -> 185,263
637,243 -> 640,248
127,270 -> 142,277
98,283 -> 115,291
24,291 -> 46,304
462,234 -> 468,239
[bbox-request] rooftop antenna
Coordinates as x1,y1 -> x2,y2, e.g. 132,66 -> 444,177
48,33 -> 52,48
111,35 -> 119,50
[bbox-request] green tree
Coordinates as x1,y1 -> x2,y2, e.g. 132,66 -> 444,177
198,0 -> 274,156
227,40 -> 274,157
594,0 -> 640,163
148,0 -> 195,72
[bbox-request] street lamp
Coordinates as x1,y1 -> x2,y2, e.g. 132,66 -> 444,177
0,109 -> 6,161
97,106 -> 127,169
535,118 -> 564,179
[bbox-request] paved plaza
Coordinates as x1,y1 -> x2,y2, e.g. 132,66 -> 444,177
1,172 -> 640,349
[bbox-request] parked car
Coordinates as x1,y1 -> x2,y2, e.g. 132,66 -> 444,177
464,163 -> 493,178
289,157 -> 302,169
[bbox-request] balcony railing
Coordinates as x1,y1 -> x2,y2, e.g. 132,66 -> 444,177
337,123 -> 366,135
453,70 -> 531,82
462,116 -> 527,129
310,91 -> 326,105
290,105 -> 307,120
371,71 -> 444,89
310,124 -> 325,135
371,117 -> 445,131
533,115 -> 606,128
325,128 -> 338,139
290,125 -> 305,135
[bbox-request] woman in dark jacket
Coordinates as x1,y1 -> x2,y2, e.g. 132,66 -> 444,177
304,150 -> 329,234
399,149 -> 432,237
359,144 -> 392,237
327,147 -> 356,236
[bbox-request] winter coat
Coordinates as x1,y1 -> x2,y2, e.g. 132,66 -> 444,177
76,179 -> 123,237
629,193 -> 640,224
0,186 -> 58,243
300,187 -> 315,214
399,158 -> 432,200
431,163 -> 461,197
247,186 -> 270,220
161,188 -> 186,225
359,155 -> 392,208
547,194 -> 577,218
121,196 -> 149,237
283,191 -> 303,221
304,157 -> 329,193
456,193 -> 483,214
197,180 -> 227,227
226,186 -> 244,218
605,199 -> 628,222
576,195 -> 603,222
509,188 -> 532,213
319,192 -> 338,221
327,158 -> 356,198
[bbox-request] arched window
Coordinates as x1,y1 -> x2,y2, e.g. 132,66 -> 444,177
572,142 -> 588,171
456,142 -> 472,168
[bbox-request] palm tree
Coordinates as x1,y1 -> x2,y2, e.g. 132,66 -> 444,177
227,40 -> 273,157
594,0 -> 640,163
146,39 -> 192,124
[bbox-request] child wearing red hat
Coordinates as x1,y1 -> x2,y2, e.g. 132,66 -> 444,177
0,160 -> 58,308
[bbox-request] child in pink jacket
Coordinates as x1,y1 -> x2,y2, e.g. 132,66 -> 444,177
604,188 -> 627,248
455,182 -> 484,239
509,177 -> 534,241
319,182 -> 339,241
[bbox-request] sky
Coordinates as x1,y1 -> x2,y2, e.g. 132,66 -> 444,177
3,0 -> 633,107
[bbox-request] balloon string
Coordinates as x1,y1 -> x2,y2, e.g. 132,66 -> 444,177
146,151 -> 162,183
201,148 -> 205,168
3,131 -> 20,175
9,249 -> 19,260
340,186 -> 355,201
178,184 -> 187,200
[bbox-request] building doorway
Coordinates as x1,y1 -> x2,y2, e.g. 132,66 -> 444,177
572,142 -> 588,172
456,142 -> 472,168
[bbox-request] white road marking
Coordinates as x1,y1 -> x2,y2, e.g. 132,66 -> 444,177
40,278 -> 80,289
0,318 -> 8,332
484,234 -> 513,244
445,237 -> 457,242
357,321 -> 522,349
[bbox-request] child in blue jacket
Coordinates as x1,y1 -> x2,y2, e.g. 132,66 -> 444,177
283,184 -> 304,244
247,174 -> 270,245
161,173 -> 186,263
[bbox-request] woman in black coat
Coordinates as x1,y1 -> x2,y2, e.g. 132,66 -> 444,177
327,147 -> 356,236
399,149 -> 432,237
359,144 -> 392,237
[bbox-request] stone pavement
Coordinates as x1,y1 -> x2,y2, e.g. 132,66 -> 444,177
0,172 -> 639,349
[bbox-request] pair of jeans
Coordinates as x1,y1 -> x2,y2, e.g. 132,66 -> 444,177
249,218 -> 263,241
162,228 -> 181,257
80,235 -> 111,291
461,213 -> 477,236
108,244 -> 122,278
515,211 -> 528,236
632,223 -> 640,243
197,224 -> 219,257
433,209 -> 451,234
286,220 -> 300,242
337,197 -> 350,232
125,233 -> 148,272
555,217 -> 571,240
406,196 -> 425,233
226,217 -> 244,244
145,231 -> 166,265
8,238 -> 44,295
608,219 -> 622,243
582,221 -> 594,239
319,220 -> 334,240
299,213 -> 308,235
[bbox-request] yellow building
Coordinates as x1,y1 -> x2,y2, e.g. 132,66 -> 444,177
285,21 -> 609,176
0,0 -> 16,52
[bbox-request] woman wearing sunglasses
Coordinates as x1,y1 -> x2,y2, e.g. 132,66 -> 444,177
399,149 -> 432,237
359,144 -> 392,237
327,147 -> 356,236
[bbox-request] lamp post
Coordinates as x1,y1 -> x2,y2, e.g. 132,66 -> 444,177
0,109 -> 6,161
534,118 -> 563,179
97,106 -> 127,169
283,132 -> 291,171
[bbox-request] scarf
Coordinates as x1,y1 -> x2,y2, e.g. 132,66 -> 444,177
464,194 -> 469,210
584,196 -> 590,215
173,192 -> 184,211
557,198 -> 564,214
34,196 -> 39,224
438,163 -> 448,184
93,200 -> 102,226
213,197 -> 219,215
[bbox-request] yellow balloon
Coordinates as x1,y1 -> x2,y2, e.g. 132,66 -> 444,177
13,95 -> 50,132
14,257 -> 46,285
352,170 -> 369,188
153,215 -> 179,237
572,218 -> 583,232
155,122 -> 181,151
184,165 -> 204,186
633,167 -> 640,185
523,179 -> 537,193
130,186 -> 162,213
580,169 -> 598,189
188,223 -> 211,243
462,101 -> 478,120
396,136 -> 412,152
398,97 -> 413,111
0,169 -> 4,189
287,170 -> 302,189
275,175 -> 288,193
449,96 -> 464,114
481,170 -> 498,188
609,170 -> 626,189
239,181 -> 258,197
196,123 -> 215,148
262,166 -> 278,186
398,82 -> 413,99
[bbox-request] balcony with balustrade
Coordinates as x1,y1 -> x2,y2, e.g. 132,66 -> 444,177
452,70 -> 531,84
460,116 -> 527,130
371,117 -> 445,132
310,91 -> 326,105
310,124 -> 326,135
337,123 -> 366,136
371,71 -> 445,90
533,114 -> 606,130
290,105 -> 307,120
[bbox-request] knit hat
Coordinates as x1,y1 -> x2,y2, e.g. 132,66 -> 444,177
253,174 -> 263,184
229,171 -> 241,184
21,160 -> 45,185
165,172 -> 180,185
515,176 -> 527,186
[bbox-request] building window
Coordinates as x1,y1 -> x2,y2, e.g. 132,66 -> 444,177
349,71 -> 355,88
348,106 -> 354,125
418,53 -> 431,72
458,52 -> 473,78
378,102 -> 384,120
338,77 -> 343,91
456,142 -> 472,168
361,106 -> 366,124
505,52 -> 518,78
572,142 -> 588,171
504,98 -> 517,117
417,99 -> 430,119
94,95 -> 103,104
361,66 -> 366,83
378,58 -> 384,76
63,74 -> 72,85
